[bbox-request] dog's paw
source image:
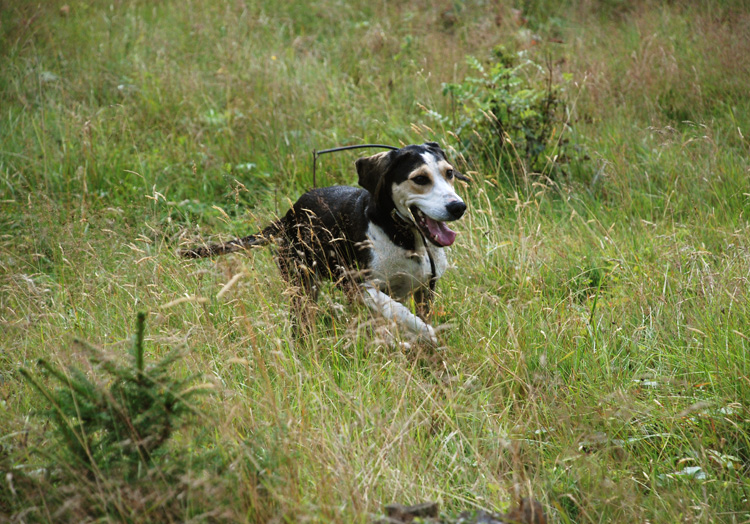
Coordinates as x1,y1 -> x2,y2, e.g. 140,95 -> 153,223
418,323 -> 438,347
370,323 -> 411,350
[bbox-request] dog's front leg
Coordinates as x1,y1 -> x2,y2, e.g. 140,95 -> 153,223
362,284 -> 437,346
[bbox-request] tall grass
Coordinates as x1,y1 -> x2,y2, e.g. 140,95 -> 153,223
2,0 -> 749,521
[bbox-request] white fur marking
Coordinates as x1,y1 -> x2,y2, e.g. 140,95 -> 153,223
363,283 -> 437,345
366,223 -> 439,299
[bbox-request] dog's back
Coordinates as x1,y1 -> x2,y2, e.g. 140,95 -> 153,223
275,185 -> 372,283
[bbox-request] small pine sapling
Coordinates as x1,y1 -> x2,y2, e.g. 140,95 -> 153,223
20,311 -> 209,476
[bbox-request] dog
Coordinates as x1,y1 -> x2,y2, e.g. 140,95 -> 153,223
180,142 -> 468,345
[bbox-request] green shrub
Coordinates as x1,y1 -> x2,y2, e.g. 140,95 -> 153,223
439,47 -> 587,182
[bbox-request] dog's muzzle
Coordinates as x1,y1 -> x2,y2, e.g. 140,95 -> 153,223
410,204 -> 465,248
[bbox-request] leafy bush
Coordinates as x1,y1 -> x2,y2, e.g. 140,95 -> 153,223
439,47 -> 587,182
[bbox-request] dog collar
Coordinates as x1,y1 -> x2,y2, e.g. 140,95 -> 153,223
391,208 -> 415,228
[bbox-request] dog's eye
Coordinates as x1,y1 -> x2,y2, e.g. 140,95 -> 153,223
411,175 -> 430,185
446,169 -> 454,180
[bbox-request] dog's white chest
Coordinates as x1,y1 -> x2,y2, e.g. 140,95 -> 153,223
365,223 -> 448,299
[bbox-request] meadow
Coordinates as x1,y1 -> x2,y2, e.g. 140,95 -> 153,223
1,0 -> 749,521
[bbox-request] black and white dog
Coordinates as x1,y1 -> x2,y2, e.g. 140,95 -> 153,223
181,142 -> 467,345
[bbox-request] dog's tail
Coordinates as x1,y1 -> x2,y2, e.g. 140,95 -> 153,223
180,222 -> 280,259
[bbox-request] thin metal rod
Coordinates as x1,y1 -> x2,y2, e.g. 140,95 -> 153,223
312,143 -> 399,187
316,144 -> 399,156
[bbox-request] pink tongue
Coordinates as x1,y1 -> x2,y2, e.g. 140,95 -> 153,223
424,217 -> 456,247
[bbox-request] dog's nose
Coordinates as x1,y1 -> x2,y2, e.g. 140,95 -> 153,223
446,200 -> 467,219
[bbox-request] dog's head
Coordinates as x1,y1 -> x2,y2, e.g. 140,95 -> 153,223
356,142 -> 468,247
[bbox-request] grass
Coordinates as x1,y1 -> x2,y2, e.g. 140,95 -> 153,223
2,0 -> 750,521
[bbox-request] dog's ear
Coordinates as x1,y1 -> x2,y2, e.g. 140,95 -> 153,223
356,151 -> 392,194
423,141 -> 445,158
453,170 -> 470,182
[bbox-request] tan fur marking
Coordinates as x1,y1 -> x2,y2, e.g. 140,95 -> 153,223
407,166 -> 433,194
437,160 -> 456,184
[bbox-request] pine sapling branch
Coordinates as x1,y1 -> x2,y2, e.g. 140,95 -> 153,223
133,311 -> 146,377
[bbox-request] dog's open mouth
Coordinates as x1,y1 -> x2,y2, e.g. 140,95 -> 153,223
410,206 -> 457,247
